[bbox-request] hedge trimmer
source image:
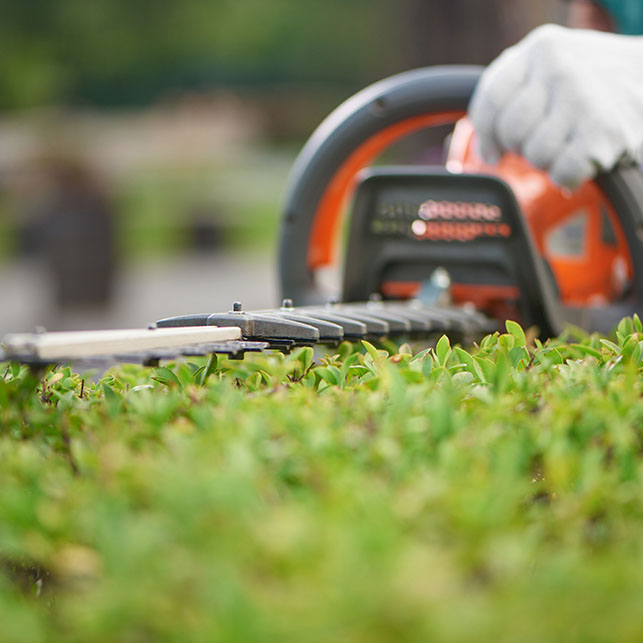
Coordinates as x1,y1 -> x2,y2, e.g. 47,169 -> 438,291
3,66 -> 643,366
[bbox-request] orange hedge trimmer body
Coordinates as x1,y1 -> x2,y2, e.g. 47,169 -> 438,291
279,65 -> 643,337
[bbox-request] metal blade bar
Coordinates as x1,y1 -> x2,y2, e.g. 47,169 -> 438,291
2,326 -> 242,361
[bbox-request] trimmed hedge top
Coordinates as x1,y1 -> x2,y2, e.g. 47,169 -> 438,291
2,318 -> 643,642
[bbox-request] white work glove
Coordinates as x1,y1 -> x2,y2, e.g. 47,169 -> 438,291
469,24 -> 643,189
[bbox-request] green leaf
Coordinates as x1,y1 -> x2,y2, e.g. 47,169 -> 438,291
617,317 -> 635,341
245,372 -> 263,391
621,335 -> 641,361
454,346 -> 474,369
548,348 -> 564,365
509,345 -> 528,368
421,354 -> 433,378
475,356 -> 495,383
480,333 -> 499,351
399,368 -> 425,384
102,382 -> 119,401
492,349 -> 510,393
339,353 -> 359,387
316,367 -> 339,387
361,340 -> 380,362
498,333 -> 515,352
198,354 -> 219,386
62,377 -> 75,389
296,346 -> 314,374
435,335 -> 451,366
600,339 -> 621,355
569,343 -> 601,359
633,314 -> 643,333
152,366 -> 182,388
102,382 -> 122,416
505,320 -> 526,347
398,343 -> 413,356
454,346 -> 486,382
452,371 -> 474,386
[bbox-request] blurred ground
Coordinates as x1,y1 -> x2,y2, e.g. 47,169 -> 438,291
0,252 -> 276,333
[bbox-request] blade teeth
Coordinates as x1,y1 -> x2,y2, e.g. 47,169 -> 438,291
2,302 -> 494,366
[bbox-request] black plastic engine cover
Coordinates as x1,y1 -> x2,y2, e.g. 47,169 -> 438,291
342,167 -> 562,336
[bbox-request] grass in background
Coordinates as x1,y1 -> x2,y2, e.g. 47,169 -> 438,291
116,148 -> 293,261
2,318 -> 643,641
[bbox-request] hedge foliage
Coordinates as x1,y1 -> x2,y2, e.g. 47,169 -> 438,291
2,318 -> 643,641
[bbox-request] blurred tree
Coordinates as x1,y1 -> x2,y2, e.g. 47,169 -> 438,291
0,0 -> 559,110
0,0 -> 394,109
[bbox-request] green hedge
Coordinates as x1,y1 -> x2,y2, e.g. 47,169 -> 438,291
2,319 -> 643,641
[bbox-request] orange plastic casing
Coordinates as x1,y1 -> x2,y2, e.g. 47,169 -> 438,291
305,112 -> 632,310
447,118 -> 633,307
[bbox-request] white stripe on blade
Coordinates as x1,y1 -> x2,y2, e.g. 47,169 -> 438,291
3,326 -> 242,360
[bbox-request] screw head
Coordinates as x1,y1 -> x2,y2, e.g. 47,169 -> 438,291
232,301 -> 243,312
281,298 -> 293,309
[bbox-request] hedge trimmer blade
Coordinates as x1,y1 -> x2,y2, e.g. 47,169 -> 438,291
1,300 -> 496,367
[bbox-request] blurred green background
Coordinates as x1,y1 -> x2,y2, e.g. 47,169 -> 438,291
0,0 -> 559,331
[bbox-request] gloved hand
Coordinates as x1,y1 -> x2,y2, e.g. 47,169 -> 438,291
469,24 -> 643,189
